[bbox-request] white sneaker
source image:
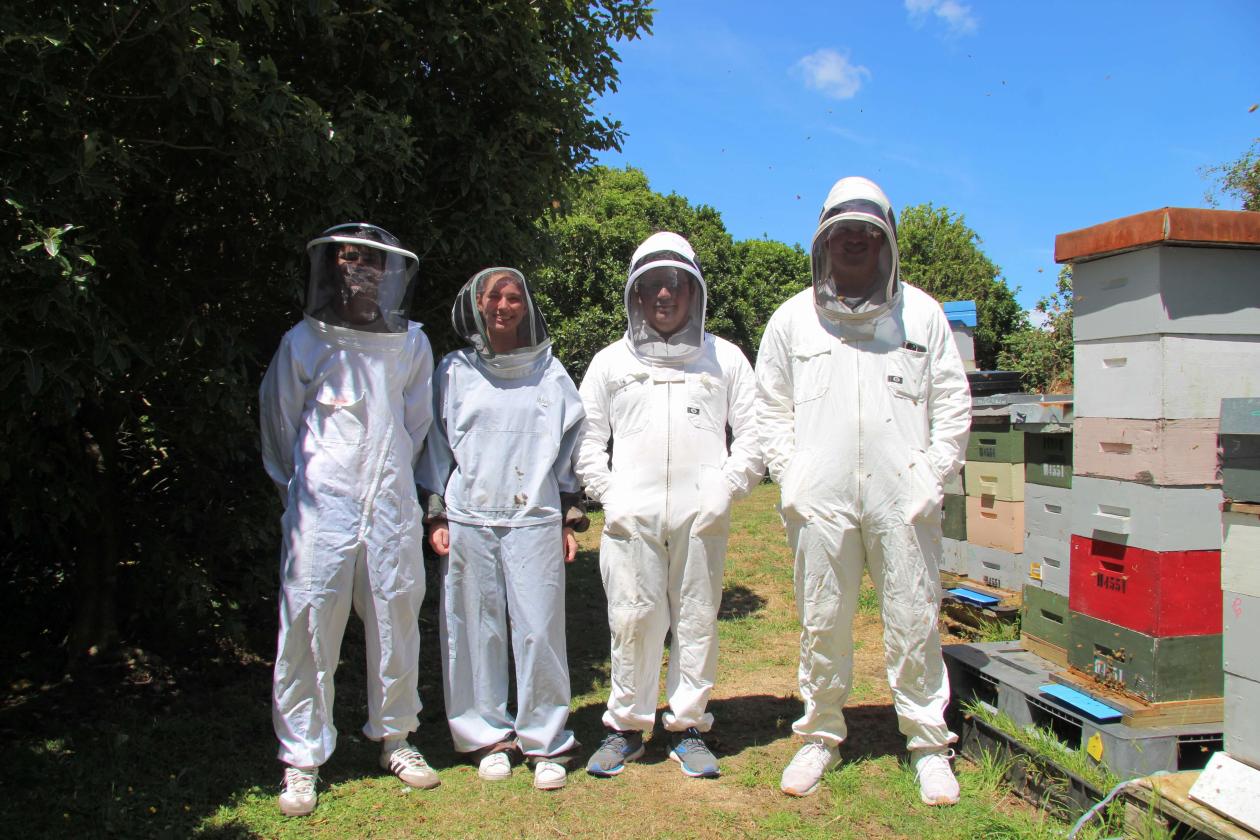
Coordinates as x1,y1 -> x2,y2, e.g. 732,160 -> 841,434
780,741 -> 839,797
478,751 -> 513,781
533,760 -> 567,791
278,766 -> 318,816
913,748 -> 960,806
381,741 -> 441,789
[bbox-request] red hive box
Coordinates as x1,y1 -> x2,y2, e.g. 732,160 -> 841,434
1069,535 -> 1222,637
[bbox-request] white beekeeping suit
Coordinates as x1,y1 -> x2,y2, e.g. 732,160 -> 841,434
756,178 -> 971,804
417,267 -> 587,790
259,224 -> 435,788
577,232 -> 763,777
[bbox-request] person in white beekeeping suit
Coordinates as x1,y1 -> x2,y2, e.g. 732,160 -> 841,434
418,267 -> 588,791
756,178 -> 971,805
577,232 -> 763,779
259,223 -> 439,817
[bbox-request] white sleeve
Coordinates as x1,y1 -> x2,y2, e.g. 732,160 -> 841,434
721,342 -> 765,498
258,333 -> 305,503
575,353 -> 615,501
416,360 -> 455,510
552,372 -> 587,497
754,310 -> 796,484
403,331 -> 435,473
925,306 -> 972,481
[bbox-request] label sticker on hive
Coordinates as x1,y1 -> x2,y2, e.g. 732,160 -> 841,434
1086,733 -> 1104,762
1030,562 -> 1042,580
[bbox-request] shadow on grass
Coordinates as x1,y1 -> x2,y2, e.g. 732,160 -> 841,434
718,584 -> 766,620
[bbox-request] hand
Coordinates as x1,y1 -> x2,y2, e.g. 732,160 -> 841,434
429,522 -> 451,556
562,527 -> 578,564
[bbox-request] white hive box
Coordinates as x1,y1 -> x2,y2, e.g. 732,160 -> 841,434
1223,590 -> 1260,683
1073,417 -> 1219,485
966,543 -> 1021,591
1074,334 -> 1260,420
1222,507 -> 1260,599
1024,483 -> 1071,543
1023,534 -> 1070,597
1073,244 -> 1260,342
940,536 -> 968,575
1224,673 -> 1260,771
1070,476 -> 1223,552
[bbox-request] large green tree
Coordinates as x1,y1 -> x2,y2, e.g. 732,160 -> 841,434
0,0 -> 651,662
897,203 -> 1026,370
998,266 -> 1073,394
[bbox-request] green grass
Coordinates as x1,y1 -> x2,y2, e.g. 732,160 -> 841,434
1,483 -> 1089,838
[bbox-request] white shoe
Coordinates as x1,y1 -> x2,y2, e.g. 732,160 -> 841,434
780,741 -> 839,797
533,760 -> 567,791
478,751 -> 513,781
913,748 -> 960,806
381,741 -> 441,789
278,766 -> 318,816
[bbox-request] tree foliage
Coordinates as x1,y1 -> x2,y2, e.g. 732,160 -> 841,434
0,0 -> 651,663
998,266 -> 1073,394
1202,138 -> 1260,211
897,203 -> 1025,370
531,166 -> 809,381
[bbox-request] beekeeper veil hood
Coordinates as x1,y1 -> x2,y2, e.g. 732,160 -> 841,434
624,231 -> 707,364
451,267 -> 551,377
305,222 -> 419,333
810,177 -> 900,320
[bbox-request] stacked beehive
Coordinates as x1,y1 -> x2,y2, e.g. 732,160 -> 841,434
939,298 -> 978,576
943,300 -> 978,372
1014,399 -> 1074,666
1054,207 -> 1260,705
1221,398 -> 1260,769
964,403 -> 1025,590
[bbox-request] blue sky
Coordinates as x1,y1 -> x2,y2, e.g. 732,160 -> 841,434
593,0 -> 1259,311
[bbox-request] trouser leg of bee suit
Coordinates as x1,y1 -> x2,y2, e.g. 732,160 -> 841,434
788,517 -> 955,751
273,545 -> 358,769
351,544 -> 425,743
441,521 -> 575,756
600,520 -> 726,734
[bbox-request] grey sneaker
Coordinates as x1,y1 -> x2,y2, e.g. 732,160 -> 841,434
278,766 -> 318,816
669,727 -> 720,778
585,729 -> 645,777
381,741 -> 441,789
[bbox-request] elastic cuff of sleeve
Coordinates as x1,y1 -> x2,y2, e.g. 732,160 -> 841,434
564,509 -> 591,533
421,490 -> 448,523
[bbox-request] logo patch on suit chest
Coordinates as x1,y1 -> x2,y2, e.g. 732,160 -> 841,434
687,406 -> 701,415
888,375 -> 904,384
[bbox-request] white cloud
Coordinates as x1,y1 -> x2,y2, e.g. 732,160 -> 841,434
905,0 -> 979,37
794,49 -> 871,100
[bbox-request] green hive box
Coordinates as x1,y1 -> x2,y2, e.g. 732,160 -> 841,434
1025,432 -> 1073,489
1022,586 -> 1070,650
966,423 -> 1025,464
1067,612 -> 1223,703
942,492 -> 967,541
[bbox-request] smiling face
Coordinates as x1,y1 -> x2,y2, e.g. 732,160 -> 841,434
478,273 -> 527,352
635,268 -> 694,337
825,220 -> 886,298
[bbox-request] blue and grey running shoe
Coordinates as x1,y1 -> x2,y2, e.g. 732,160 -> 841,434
585,729 -> 645,777
669,727 -> 720,778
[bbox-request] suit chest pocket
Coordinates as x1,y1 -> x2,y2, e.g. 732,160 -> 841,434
609,373 -> 652,436
790,345 -> 831,404
685,373 -> 725,432
887,347 -> 929,403
312,384 -> 367,445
